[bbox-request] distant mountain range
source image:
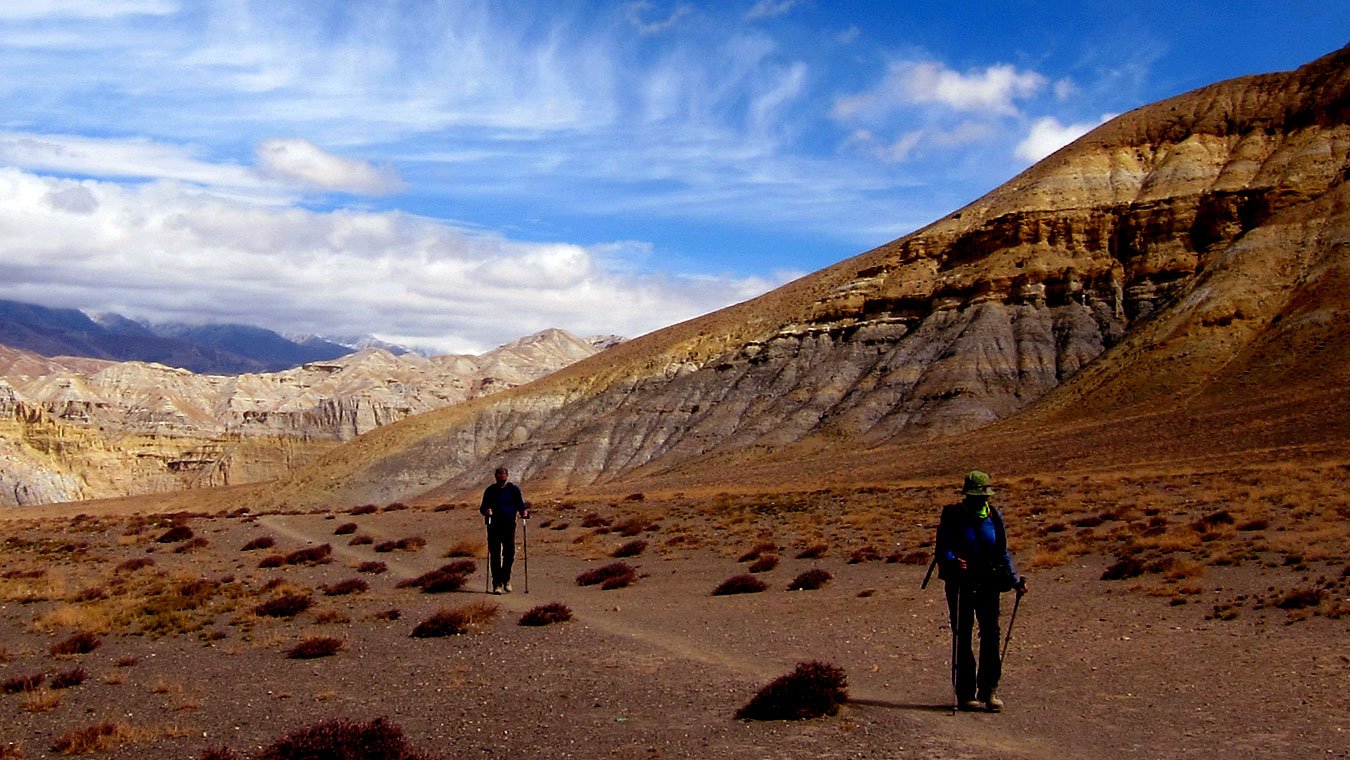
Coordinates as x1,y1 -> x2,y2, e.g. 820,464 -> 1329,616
0,299 -> 411,373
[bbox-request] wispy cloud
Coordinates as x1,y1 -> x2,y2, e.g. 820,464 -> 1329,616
626,2 -> 694,35
745,0 -> 803,20
0,0 -> 177,20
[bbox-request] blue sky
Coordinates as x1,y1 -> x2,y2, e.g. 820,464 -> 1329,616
0,1 -> 1343,354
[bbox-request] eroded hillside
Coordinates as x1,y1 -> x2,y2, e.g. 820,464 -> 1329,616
252,45 -> 1349,508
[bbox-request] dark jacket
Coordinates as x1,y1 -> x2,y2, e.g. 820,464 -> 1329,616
480,482 -> 526,522
935,500 -> 1020,588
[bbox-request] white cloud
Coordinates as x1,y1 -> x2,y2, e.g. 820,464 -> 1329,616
625,2 -> 694,36
745,0 -> 803,20
256,139 -> 403,195
0,132 -> 258,189
1015,115 -> 1112,162
0,0 -> 176,20
834,59 -> 1047,121
0,167 -> 778,353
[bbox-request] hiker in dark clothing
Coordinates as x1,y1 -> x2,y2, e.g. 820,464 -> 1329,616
935,470 -> 1028,712
480,466 -> 528,594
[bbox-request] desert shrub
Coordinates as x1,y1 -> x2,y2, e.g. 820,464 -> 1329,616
612,517 -> 648,537
411,603 -> 499,638
174,537 -> 210,553
1101,556 -> 1146,581
349,505 -> 379,515
397,562 -> 476,593
612,540 -> 648,558
50,632 -> 101,656
321,579 -> 369,596
1237,518 -> 1269,531
253,717 -> 435,760
254,594 -> 314,619
738,542 -> 777,563
1276,587 -> 1325,610
51,721 -> 138,755
241,535 -> 276,551
443,540 -> 481,558
518,602 -> 572,627
349,534 -> 375,546
115,656 -> 140,667
334,523 -> 358,535
2,672 -> 45,693
50,667 -> 87,689
712,574 -> 768,596
71,585 -> 107,602
847,546 -> 882,564
374,541 -> 398,553
157,525 -> 194,543
284,545 -> 333,565
795,543 -> 828,559
357,561 -> 388,574
372,609 -> 402,621
258,554 -> 286,569
580,513 -> 610,529
576,562 -> 637,589
114,557 -> 156,574
198,748 -> 242,760
748,555 -> 779,573
396,537 -> 427,551
383,502 -> 409,512
787,568 -> 832,591
285,636 -> 344,659
735,661 -> 848,720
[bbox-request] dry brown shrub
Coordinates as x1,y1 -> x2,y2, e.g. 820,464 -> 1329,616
51,721 -> 145,755
444,539 -> 484,558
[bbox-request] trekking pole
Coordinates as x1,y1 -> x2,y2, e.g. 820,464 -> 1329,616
949,582 -> 960,715
522,516 -> 529,594
1000,591 -> 1023,664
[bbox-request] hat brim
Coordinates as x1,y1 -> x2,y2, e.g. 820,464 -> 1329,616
963,488 -> 994,496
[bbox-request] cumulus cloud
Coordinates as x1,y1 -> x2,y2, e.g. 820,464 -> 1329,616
0,167 -> 777,353
256,139 -> 403,194
834,59 -> 1047,121
1015,115 -> 1112,162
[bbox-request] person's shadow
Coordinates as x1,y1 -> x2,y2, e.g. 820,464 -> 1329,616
847,697 -> 955,713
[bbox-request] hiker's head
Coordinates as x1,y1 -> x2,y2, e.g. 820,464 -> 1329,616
962,470 -> 994,499
494,467 -> 509,484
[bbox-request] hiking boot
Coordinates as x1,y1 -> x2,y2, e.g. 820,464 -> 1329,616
503,582 -> 513,593
491,584 -> 502,595
959,699 -> 983,712
983,694 -> 1004,712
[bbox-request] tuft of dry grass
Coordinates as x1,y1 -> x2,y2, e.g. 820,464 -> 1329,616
283,545 -> 333,566
443,540 -> 483,558
253,594 -> 314,619
519,602 -> 573,627
320,579 -> 369,596
241,535 -> 276,551
747,555 -> 779,573
285,637 -> 344,659
356,561 -> 388,574
611,540 -> 648,558
51,721 -> 145,755
410,602 -> 499,638
795,543 -> 828,560
576,562 -> 638,590
712,574 -> 768,596
787,568 -> 832,591
396,561 -> 477,593
50,667 -> 87,689
2,672 -> 45,694
736,661 -> 848,721
50,632 -> 101,656
21,688 -> 62,713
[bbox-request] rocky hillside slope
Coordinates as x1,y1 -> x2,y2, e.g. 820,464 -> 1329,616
263,45 -> 1348,509
0,329 -> 603,505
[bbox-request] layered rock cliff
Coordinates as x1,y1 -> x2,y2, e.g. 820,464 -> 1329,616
0,329 -> 604,505
269,45 -> 1349,508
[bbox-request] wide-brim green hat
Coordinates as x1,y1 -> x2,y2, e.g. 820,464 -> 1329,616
962,470 -> 994,496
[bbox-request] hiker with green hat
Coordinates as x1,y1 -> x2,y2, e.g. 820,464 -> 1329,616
935,470 -> 1028,712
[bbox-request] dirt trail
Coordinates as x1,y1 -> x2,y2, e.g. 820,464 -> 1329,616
258,514 -> 1074,759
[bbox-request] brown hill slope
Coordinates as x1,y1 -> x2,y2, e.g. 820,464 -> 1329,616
262,44 -> 1349,509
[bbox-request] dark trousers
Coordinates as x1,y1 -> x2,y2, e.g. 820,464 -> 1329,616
487,521 -> 517,586
945,580 -> 1002,700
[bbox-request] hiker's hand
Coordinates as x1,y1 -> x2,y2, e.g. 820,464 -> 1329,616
521,509 -> 529,519
954,557 -> 968,571
1016,579 -> 1028,596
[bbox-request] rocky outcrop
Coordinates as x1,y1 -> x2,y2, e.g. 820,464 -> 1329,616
0,329 -> 604,505
268,45 -> 1349,508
